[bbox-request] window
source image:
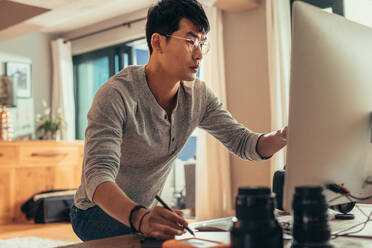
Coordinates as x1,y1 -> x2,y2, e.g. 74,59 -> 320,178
73,38 -> 148,139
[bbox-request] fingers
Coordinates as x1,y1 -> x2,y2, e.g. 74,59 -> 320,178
155,206 -> 189,227
146,222 -> 183,240
149,212 -> 183,231
257,127 -> 288,157
173,208 -> 184,217
151,220 -> 183,237
141,207 -> 188,240
275,126 -> 288,141
281,126 -> 288,138
157,216 -> 184,231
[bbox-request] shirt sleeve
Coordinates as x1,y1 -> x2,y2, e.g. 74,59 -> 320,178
82,83 -> 127,202
198,84 -> 268,162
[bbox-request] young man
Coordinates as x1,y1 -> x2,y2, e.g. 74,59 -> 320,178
71,0 -> 287,242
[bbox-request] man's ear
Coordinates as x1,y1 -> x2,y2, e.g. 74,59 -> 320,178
151,33 -> 163,54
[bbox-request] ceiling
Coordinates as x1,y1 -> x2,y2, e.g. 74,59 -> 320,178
3,0 -> 154,34
0,1 -> 49,31
0,0 -> 259,42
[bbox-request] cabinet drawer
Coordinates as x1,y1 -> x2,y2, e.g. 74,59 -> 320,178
19,146 -> 79,166
0,146 -> 17,165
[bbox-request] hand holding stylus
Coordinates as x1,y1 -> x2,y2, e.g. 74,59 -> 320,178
138,195 -> 192,240
155,195 -> 195,236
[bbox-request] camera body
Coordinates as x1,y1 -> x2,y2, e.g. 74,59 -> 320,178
291,186 -> 333,248
230,187 -> 283,248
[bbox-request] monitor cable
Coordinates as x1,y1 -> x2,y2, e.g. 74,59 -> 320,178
326,184 -> 372,202
326,184 -> 372,239
331,207 -> 372,239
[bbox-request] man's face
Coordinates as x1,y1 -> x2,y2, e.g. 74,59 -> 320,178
160,18 -> 207,82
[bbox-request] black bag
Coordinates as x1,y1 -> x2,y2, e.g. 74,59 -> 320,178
272,169 -> 286,210
21,189 -> 75,223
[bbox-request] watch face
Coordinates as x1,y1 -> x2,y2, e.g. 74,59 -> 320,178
181,238 -> 220,248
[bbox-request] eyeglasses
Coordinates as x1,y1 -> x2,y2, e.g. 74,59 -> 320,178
163,34 -> 210,55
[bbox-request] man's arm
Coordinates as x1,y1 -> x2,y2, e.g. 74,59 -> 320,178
92,181 -> 139,227
93,181 -> 188,240
199,84 -> 287,160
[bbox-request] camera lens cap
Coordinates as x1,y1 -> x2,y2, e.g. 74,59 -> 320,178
335,213 -> 355,220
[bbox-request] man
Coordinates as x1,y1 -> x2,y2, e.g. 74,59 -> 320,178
71,0 -> 287,242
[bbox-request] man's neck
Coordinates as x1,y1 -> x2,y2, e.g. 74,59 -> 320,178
144,62 -> 180,113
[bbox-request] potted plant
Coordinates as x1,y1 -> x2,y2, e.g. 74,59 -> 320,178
35,100 -> 65,140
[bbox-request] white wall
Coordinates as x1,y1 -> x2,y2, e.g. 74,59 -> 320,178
0,32 -> 56,137
222,1 -> 272,200
62,8 -> 148,56
345,0 -> 372,27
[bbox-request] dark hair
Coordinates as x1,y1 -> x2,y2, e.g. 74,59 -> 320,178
146,0 -> 210,55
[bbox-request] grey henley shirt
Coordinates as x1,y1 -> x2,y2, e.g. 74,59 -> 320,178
74,65 -> 265,210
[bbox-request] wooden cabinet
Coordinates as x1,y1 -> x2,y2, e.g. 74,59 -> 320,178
0,168 -> 14,224
0,141 -> 83,224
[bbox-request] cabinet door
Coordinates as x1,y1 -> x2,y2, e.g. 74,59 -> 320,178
19,146 -> 79,166
14,167 -> 51,222
75,145 -> 84,187
0,146 -> 17,166
0,168 -> 14,224
51,165 -> 77,189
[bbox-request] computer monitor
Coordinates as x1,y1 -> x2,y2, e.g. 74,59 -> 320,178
283,1 -> 372,212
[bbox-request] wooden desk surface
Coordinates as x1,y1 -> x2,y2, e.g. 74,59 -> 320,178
60,234 -> 372,248
63,205 -> 372,248
61,234 -> 141,248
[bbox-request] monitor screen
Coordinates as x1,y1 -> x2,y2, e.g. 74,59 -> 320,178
283,1 -> 372,212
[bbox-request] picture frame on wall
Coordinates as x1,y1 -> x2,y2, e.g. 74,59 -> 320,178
5,61 -> 32,98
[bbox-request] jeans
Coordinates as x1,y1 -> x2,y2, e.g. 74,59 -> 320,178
70,204 -> 132,241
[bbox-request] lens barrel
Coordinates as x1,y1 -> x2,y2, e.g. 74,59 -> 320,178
231,187 -> 283,248
291,186 -> 333,248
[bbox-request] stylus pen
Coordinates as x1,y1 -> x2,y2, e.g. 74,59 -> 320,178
155,195 -> 195,236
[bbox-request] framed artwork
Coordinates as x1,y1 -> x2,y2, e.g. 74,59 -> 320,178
5,61 -> 32,98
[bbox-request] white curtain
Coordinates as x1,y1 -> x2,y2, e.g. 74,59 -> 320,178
266,0 -> 291,175
51,38 -> 76,140
195,5 -> 233,220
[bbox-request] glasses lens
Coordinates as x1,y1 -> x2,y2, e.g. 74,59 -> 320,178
189,38 -> 210,55
201,41 -> 210,55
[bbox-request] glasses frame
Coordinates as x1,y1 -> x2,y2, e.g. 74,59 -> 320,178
162,34 -> 210,55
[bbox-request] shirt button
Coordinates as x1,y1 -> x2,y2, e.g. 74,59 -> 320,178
172,137 -> 175,142
164,115 -> 167,120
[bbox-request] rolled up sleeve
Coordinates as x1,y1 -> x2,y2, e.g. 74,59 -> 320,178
83,84 -> 127,201
199,84 -> 266,162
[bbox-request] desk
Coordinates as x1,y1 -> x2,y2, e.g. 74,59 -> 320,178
0,141 -> 83,224
63,205 -> 372,248
61,234 -> 372,248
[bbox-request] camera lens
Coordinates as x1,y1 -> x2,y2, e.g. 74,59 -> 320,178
231,187 -> 283,248
291,186 -> 333,248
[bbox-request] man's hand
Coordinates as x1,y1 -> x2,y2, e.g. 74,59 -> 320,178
257,126 -> 287,158
136,206 -> 187,240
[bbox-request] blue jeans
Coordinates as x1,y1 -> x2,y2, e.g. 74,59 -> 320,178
70,204 -> 132,241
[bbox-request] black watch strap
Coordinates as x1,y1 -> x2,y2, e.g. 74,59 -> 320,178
129,205 -> 147,233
